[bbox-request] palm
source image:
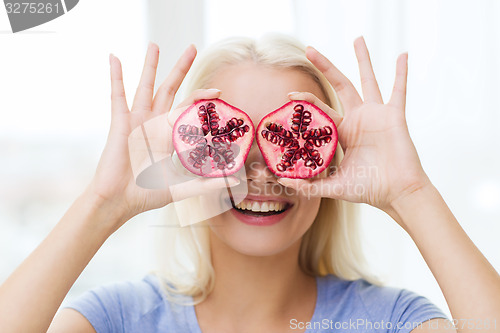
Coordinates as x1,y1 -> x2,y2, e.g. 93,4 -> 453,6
93,112 -> 168,219
89,44 -> 197,221
335,102 -> 421,208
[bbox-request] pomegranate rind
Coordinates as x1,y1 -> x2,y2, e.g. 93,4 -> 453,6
172,99 -> 255,177
256,100 -> 338,179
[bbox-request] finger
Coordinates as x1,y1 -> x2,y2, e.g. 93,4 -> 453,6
152,44 -> 197,115
169,176 -> 240,202
353,37 -> 383,103
287,91 -> 343,128
175,88 -> 221,109
277,176 -> 344,200
167,88 -> 221,127
132,42 -> 160,113
305,46 -> 362,111
109,54 -> 129,115
388,53 -> 408,110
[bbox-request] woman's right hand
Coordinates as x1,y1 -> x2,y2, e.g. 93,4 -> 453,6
86,43 -> 237,229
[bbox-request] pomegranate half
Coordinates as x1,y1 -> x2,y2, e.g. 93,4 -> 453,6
256,100 -> 338,179
172,99 -> 254,177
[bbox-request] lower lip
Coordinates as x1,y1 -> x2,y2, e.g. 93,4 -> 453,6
229,206 -> 291,226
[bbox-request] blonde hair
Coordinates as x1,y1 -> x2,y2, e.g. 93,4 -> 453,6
151,34 -> 379,305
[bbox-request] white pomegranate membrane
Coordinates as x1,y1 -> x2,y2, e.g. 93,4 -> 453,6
172,99 -> 255,177
256,100 -> 338,179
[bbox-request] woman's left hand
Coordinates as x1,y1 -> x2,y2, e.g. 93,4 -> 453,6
278,37 -> 431,216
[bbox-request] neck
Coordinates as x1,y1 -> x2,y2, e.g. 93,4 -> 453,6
194,229 -> 317,329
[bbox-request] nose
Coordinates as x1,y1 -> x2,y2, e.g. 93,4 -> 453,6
244,140 -> 276,184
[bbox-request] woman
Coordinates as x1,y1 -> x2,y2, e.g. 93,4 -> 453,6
0,34 -> 498,332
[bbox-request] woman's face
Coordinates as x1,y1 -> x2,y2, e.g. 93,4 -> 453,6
205,62 -> 326,256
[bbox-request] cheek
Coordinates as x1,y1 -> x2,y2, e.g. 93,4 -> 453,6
294,196 -> 322,230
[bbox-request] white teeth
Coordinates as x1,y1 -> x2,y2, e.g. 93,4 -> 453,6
234,199 -> 287,212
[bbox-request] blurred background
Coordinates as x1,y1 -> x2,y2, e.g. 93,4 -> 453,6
1,0 -> 499,319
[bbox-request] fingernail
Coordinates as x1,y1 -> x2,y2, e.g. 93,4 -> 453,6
167,111 -> 175,125
184,44 -> 197,55
277,178 -> 289,186
207,88 -> 221,93
288,91 -> 300,96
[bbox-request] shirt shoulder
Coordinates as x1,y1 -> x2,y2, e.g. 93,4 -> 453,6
315,275 -> 448,332
62,274 -> 192,332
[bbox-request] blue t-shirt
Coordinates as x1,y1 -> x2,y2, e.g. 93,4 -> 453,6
63,274 -> 448,332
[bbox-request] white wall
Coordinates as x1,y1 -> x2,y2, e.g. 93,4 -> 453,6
0,0 -> 157,302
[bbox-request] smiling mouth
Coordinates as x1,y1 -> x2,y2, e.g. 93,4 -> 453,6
230,198 -> 292,216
